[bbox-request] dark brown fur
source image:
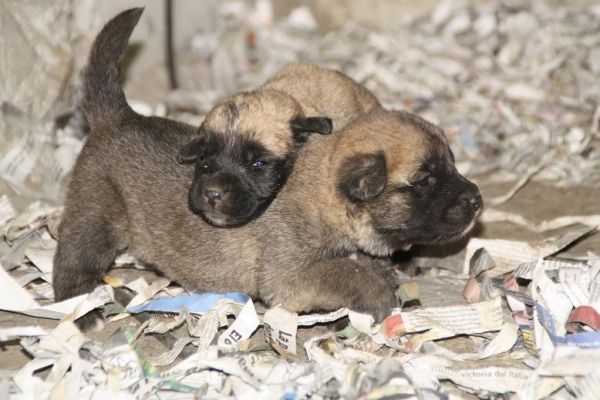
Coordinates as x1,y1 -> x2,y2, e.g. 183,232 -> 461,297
53,9 -> 482,330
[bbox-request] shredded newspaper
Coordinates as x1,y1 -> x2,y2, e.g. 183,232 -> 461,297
1,0 -> 600,398
1,200 -> 599,398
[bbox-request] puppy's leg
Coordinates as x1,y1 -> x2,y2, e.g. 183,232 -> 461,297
53,183 -> 126,332
267,258 -> 398,322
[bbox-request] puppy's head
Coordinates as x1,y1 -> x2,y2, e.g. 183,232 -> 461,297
179,90 -> 332,227
333,109 -> 482,256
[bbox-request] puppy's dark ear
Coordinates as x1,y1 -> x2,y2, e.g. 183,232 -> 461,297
290,116 -> 333,143
178,135 -> 206,164
337,152 -> 387,202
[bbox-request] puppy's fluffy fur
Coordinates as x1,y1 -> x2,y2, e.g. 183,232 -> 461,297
177,64 -> 381,227
53,9 -> 482,330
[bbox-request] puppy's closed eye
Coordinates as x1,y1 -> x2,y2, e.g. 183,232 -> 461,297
415,175 -> 435,187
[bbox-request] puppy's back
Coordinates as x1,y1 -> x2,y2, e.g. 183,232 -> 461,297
263,63 -> 381,129
53,7 -> 201,306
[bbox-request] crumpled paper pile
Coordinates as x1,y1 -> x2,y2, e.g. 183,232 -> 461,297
166,0 -> 600,193
2,0 -> 600,398
1,198 -> 600,399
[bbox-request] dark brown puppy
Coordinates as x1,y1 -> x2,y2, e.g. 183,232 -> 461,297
53,8 -> 482,331
177,64 -> 381,227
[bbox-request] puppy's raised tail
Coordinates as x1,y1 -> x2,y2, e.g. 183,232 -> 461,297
81,7 -> 144,128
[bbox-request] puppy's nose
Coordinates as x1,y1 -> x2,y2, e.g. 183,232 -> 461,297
204,188 -> 223,202
469,195 -> 483,211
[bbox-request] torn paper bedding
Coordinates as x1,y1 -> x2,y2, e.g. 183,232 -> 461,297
2,0 -> 600,398
2,198 -> 600,398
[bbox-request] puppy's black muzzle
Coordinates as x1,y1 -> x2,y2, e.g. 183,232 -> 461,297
442,177 -> 482,226
188,172 -> 263,227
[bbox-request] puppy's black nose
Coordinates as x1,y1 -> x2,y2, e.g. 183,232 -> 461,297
469,195 -> 483,211
204,189 -> 223,201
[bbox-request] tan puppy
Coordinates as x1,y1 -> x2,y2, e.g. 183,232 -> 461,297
177,64 -> 381,227
53,8 -> 482,331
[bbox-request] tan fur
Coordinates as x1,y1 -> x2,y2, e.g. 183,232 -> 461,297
197,63 -> 382,154
262,63 -> 381,130
200,91 -> 303,157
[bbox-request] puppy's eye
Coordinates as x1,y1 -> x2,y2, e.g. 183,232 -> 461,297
251,160 -> 267,169
416,175 -> 435,187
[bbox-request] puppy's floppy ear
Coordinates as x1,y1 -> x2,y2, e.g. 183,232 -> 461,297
337,152 -> 387,202
290,116 -> 333,143
178,134 -> 206,164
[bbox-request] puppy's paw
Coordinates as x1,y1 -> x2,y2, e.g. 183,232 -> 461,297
74,310 -> 105,333
350,287 -> 397,323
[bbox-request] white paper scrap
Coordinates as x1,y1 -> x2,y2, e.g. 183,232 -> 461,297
263,306 -> 298,354
218,298 -> 260,351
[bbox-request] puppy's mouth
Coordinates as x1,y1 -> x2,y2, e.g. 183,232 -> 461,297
426,219 -> 477,245
189,189 -> 258,227
199,210 -> 250,228
383,218 -> 478,252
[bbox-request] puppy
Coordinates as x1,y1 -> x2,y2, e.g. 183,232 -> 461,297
177,64 -> 381,227
53,8 -> 482,330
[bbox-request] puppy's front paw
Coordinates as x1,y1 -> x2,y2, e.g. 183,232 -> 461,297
74,310 -> 105,333
350,286 -> 397,323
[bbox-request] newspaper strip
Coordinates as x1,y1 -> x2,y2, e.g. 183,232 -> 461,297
403,355 -> 533,393
217,297 -> 260,351
383,297 -> 504,337
124,277 -> 171,309
540,347 -> 600,376
194,301 -> 237,351
514,259 -> 578,280
143,306 -> 190,334
503,277 -> 538,354
406,314 -> 518,360
559,264 -> 591,309
4,202 -> 60,243
296,307 -> 350,326
0,262 -> 113,320
462,226 -> 593,276
533,262 -> 572,338
513,260 -> 600,350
